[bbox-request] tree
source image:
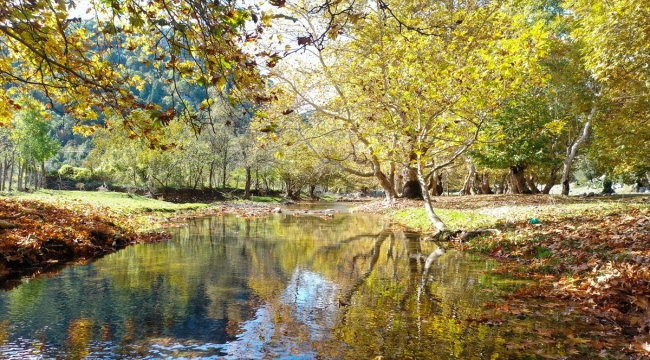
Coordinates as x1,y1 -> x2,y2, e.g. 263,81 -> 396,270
566,0 -> 650,187
471,89 -> 571,194
551,0 -> 650,195
0,128 -> 16,191
10,98 -> 61,189
0,0 -> 279,142
264,0 -> 547,231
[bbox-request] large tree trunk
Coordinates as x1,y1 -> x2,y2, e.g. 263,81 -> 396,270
509,164 -> 527,194
561,103 -> 597,195
459,173 -> 472,196
17,160 -> 23,191
263,173 -> 270,193
32,159 -> 38,190
376,168 -> 399,201
41,161 -> 46,190
429,172 -> 444,196
0,156 -> 5,192
388,135 -> 397,194
603,178 -> 615,194
402,180 -> 422,199
396,174 -> 404,195
221,150 -> 228,189
389,161 -> 395,195
244,167 -> 252,199
284,178 -> 301,200
495,173 -> 507,194
460,159 -> 479,195
542,165 -> 560,194
402,153 -> 422,199
208,161 -> 215,189
480,172 -> 492,194
525,173 -> 540,194
309,184 -> 317,199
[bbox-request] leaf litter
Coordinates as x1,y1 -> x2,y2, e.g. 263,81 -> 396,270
358,194 -> 650,358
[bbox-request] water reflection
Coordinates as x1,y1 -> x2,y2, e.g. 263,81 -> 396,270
0,209 -> 626,358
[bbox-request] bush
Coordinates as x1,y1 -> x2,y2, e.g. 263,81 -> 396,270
58,165 -> 92,182
58,164 -> 74,178
72,168 -> 92,182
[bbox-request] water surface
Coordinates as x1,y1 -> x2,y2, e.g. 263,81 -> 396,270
0,205 -> 622,358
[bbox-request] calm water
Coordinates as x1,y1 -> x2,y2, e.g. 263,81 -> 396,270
0,205 -> 623,359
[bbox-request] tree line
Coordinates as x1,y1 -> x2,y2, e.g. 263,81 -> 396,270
1,0 -> 649,231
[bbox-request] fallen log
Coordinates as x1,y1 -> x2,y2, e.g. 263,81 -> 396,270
1,210 -> 45,220
0,219 -> 18,229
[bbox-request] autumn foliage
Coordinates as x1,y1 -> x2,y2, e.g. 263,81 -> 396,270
0,198 -> 168,285
470,207 -> 650,352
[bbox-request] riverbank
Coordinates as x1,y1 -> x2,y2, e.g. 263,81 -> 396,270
0,190 -> 276,287
358,194 -> 650,355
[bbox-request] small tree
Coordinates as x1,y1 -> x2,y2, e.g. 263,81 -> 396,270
10,98 -> 60,190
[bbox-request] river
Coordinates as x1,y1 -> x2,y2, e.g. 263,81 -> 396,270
0,203 -> 624,359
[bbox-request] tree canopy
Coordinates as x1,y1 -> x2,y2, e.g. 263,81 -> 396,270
0,0 -> 649,230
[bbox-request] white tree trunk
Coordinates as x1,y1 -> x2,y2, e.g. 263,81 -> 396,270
417,161 -> 447,232
561,103 -> 598,196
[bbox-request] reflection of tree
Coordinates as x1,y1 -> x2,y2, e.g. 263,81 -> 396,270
65,318 -> 93,360
339,232 -> 389,314
0,211 -> 593,359
0,321 -> 8,346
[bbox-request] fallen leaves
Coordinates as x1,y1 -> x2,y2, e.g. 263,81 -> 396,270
0,198 -> 168,288
466,206 -> 650,357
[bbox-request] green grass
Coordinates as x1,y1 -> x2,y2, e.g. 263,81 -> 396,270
247,195 -> 284,203
318,194 -> 340,201
536,246 -> 553,259
2,190 -> 285,232
388,197 -> 650,233
3,190 -> 209,215
389,208 -> 494,231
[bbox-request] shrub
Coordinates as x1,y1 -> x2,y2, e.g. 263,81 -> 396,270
58,165 -> 92,182
58,164 -> 74,178
72,168 -> 92,182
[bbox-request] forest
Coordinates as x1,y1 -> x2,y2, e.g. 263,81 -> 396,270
0,0 -> 647,216
1,0 -> 650,358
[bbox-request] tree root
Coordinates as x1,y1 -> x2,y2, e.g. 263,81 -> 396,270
424,228 -> 500,242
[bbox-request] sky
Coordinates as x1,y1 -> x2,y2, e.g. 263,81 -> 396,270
67,0 -> 93,19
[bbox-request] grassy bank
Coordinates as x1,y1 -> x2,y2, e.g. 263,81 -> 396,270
2,190 -> 210,232
2,190 -> 282,231
355,194 -> 649,231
